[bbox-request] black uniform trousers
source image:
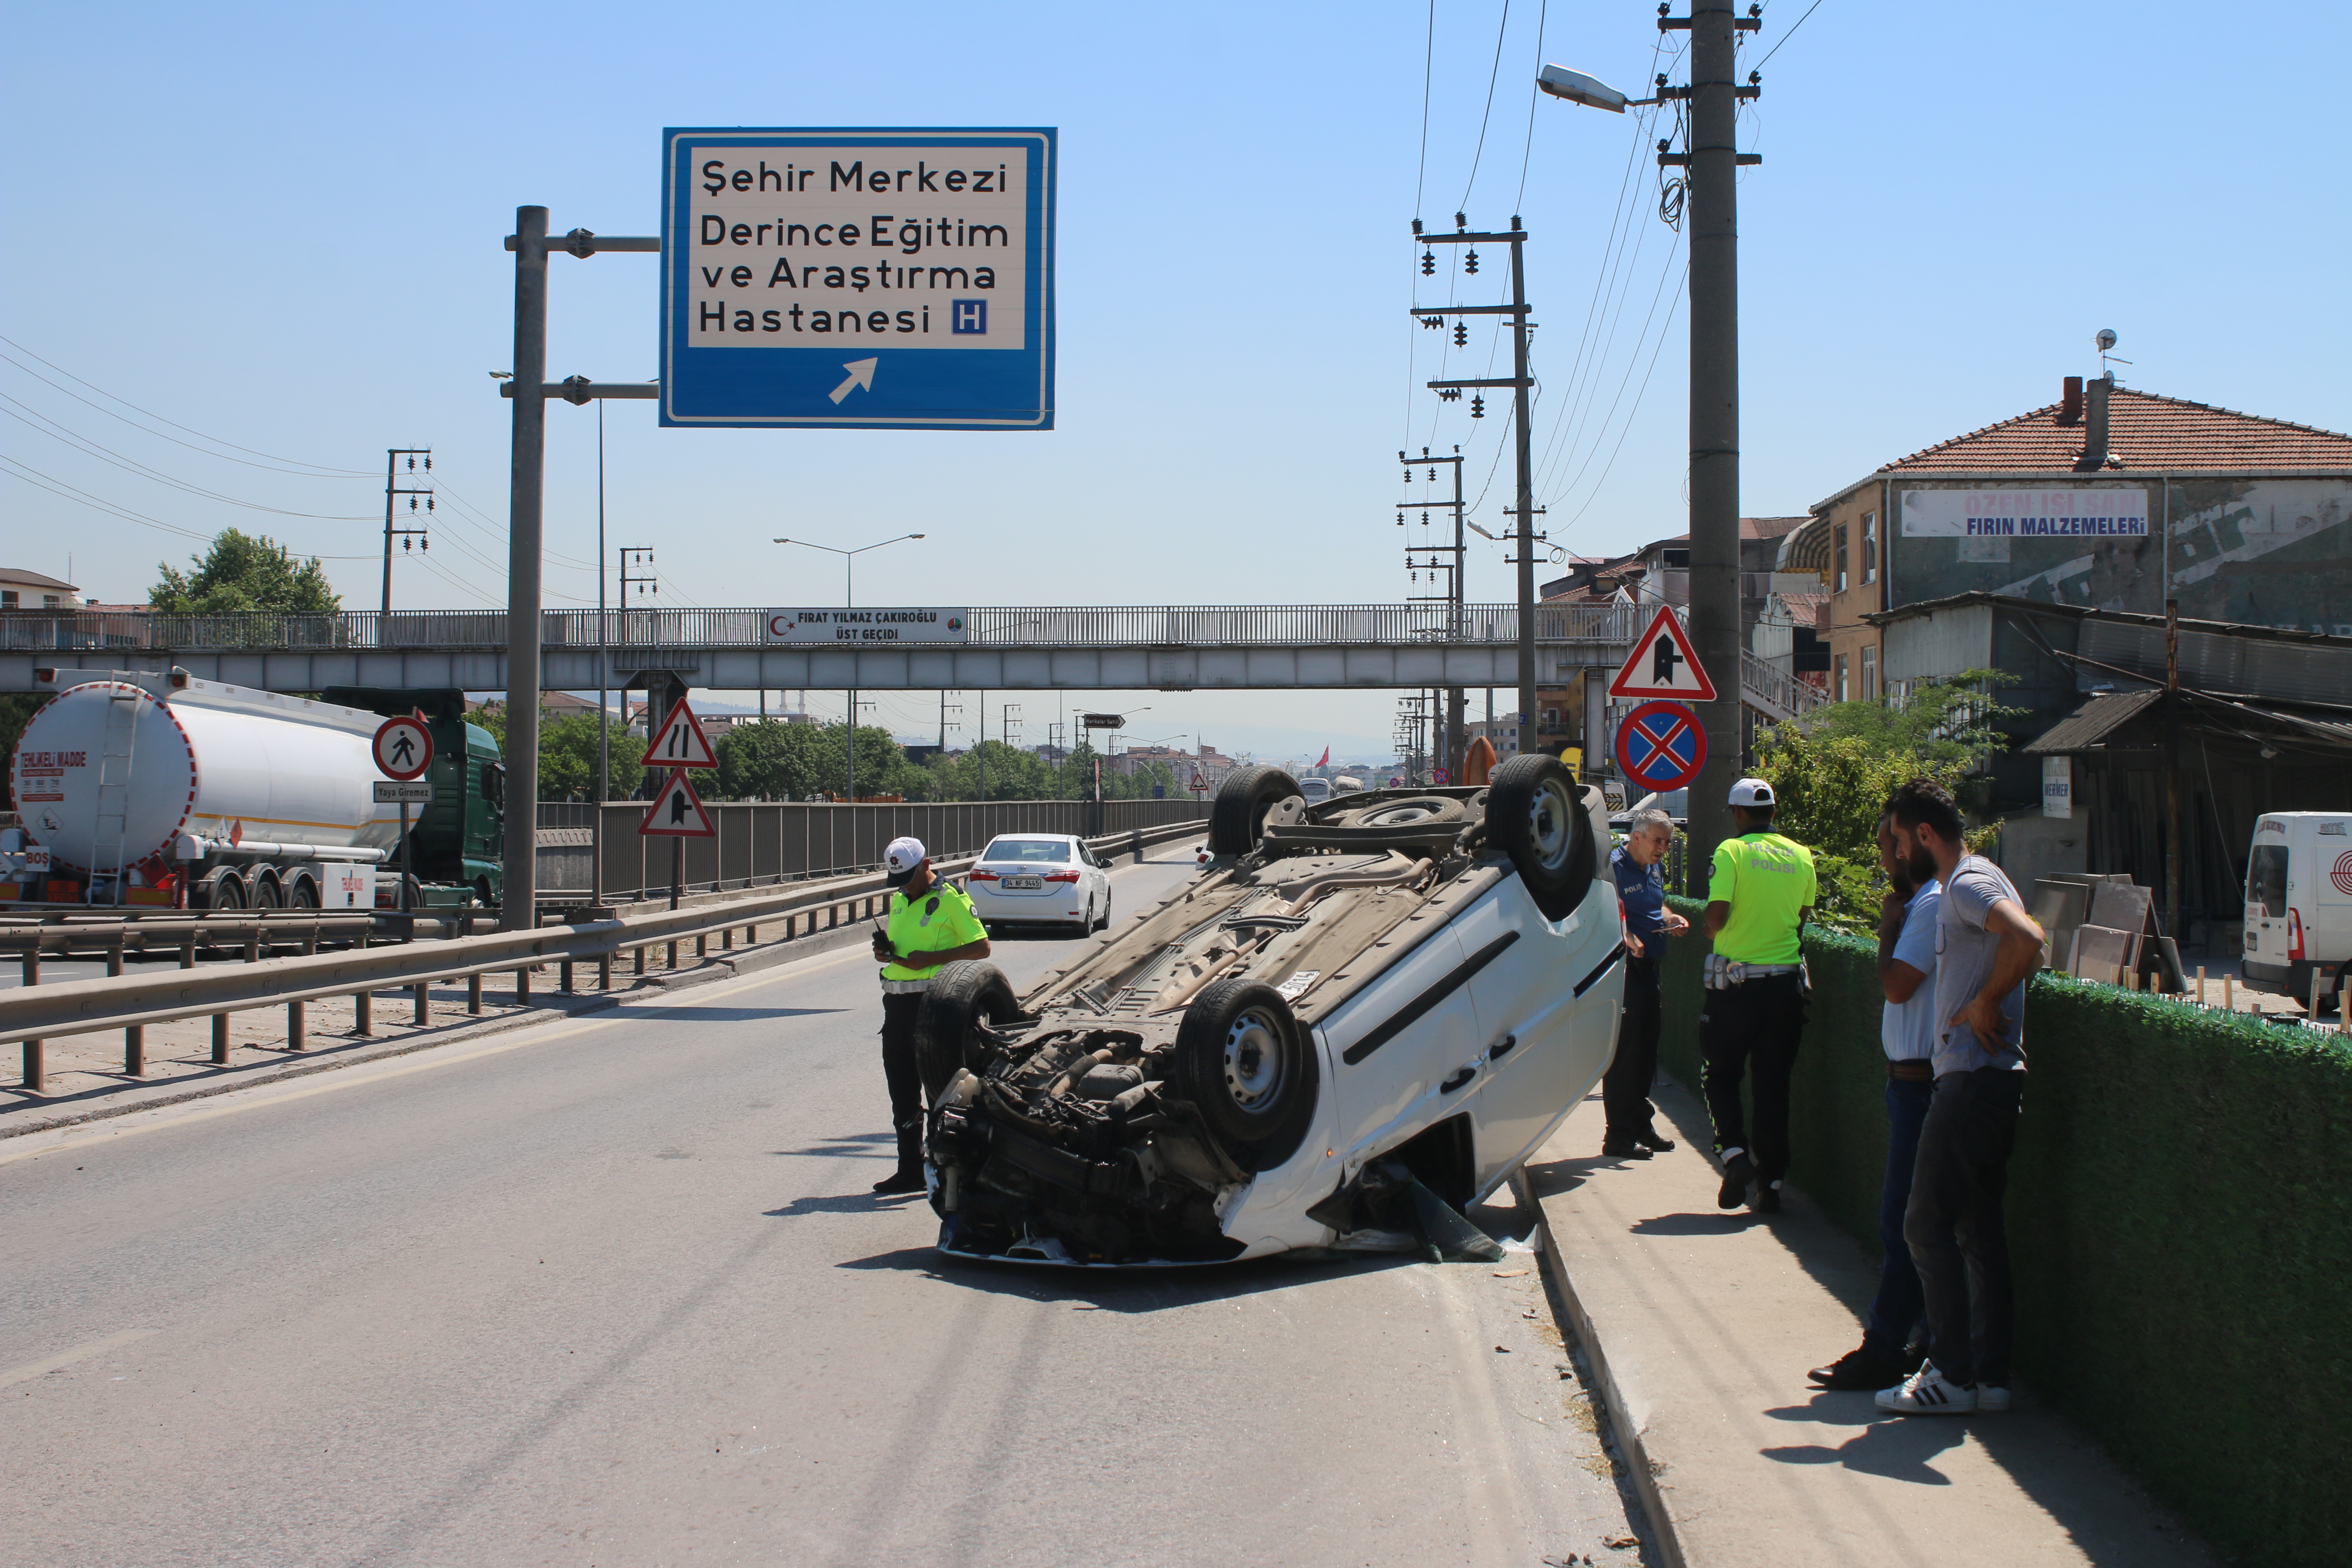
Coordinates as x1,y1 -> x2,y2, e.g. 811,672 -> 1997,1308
879,990 -> 927,1169
1697,972 -> 1806,1185
1602,952 -> 1663,1140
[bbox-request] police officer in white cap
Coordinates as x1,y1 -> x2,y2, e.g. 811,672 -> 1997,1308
869,836 -> 991,1193
1700,777 -> 1817,1213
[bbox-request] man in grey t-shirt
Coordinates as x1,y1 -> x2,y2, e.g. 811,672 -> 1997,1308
1875,779 -> 2044,1418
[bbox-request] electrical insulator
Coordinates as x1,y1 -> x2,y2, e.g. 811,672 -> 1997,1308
1439,387 -> 1461,402
426,497 -> 434,511
406,456 -> 415,470
1427,467 -> 1436,481
402,537 -> 412,552
1396,511 -> 1404,527
1420,249 -> 1436,276
409,495 -> 418,510
1422,510 -> 1430,526
1463,248 -> 1479,275
1471,395 -> 1486,419
421,536 -> 429,551
423,456 -> 432,470
1452,323 -> 1468,347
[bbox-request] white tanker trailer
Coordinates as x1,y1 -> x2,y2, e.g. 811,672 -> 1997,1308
3,668 -> 506,910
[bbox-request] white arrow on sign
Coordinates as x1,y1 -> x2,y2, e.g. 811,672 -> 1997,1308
827,358 -> 878,405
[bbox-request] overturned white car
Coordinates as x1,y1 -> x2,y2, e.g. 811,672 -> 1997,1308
916,756 -> 1626,1265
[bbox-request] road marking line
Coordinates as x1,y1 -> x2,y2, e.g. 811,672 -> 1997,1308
0,857 -> 1193,1167
0,1328 -> 156,1389
0,946 -> 880,1168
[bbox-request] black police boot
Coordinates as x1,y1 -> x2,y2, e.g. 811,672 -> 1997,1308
873,1118 -> 927,1194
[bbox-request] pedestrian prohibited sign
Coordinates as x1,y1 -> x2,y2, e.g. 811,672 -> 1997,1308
660,127 -> 1057,431
372,716 -> 434,781
1614,700 -> 1707,793
1608,606 -> 1718,701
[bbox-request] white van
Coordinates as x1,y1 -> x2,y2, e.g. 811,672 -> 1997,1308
2242,812 -> 2352,1010
1298,777 -> 1333,805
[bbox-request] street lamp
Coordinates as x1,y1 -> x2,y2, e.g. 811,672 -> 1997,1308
1537,30 -> 1743,876
772,533 -> 927,804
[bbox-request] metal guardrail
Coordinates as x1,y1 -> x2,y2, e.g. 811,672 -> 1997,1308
0,914 -> 377,958
4,820 -> 1205,1089
535,796 -> 1211,905
1,603 -> 1642,653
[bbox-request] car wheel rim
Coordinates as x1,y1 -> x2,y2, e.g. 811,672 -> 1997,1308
1527,778 -> 1574,872
1222,1008 -> 1287,1110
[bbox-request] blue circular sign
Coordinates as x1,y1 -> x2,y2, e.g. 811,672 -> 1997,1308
1614,700 -> 1706,793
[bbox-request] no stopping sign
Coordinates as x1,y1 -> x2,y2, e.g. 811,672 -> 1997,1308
1614,700 -> 1706,794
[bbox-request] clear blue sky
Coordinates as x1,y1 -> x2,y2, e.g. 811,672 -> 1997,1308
6,2 -> 2346,763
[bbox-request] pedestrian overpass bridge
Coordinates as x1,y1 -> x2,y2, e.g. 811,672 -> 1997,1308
1,603 -> 1821,721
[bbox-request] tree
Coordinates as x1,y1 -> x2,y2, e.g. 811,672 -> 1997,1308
714,720 -> 924,801
1754,671 -> 2019,935
0,694 -> 49,809
472,705 -> 643,801
150,528 -> 341,616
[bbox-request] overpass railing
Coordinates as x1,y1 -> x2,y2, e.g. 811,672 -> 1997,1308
1,603 -> 1640,654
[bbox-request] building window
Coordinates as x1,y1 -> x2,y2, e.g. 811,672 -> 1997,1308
1834,524 -> 1849,594
1834,653 -> 1849,702
1860,643 -> 1877,701
0,591 -> 17,608
1862,511 -> 1879,585
43,594 -> 62,608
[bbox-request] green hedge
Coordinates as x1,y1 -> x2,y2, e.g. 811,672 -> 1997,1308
1657,896 -> 2352,1565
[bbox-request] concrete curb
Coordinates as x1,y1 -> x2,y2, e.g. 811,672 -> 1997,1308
1516,1164 -> 1690,1568
0,922 -> 876,1140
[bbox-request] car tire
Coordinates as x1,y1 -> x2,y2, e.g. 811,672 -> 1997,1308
1208,766 -> 1304,855
916,961 -> 1021,1103
1072,896 -> 1095,937
1095,889 -> 1112,931
1484,753 -> 1598,921
1175,978 -> 1317,1170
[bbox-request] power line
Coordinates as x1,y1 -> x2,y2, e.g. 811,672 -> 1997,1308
1413,0 -> 1436,218
1752,0 -> 1825,71
0,399 -> 377,520
1512,0 -> 1549,211
0,336 -> 372,476
1458,0 -> 1514,209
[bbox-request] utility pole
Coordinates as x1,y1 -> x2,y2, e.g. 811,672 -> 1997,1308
1658,0 -> 1762,879
1421,214 -> 1539,758
1400,444 -> 1468,775
618,546 -> 656,796
381,448 -> 433,615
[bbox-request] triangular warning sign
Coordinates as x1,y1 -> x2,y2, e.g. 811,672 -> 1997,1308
637,769 -> 717,837
642,698 -> 718,769
1607,606 -> 1718,701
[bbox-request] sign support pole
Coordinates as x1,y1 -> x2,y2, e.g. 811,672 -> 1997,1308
502,205 -> 549,932
398,800 -> 412,913
671,836 -> 683,912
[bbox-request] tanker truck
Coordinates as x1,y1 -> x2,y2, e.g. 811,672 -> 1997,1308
2,668 -> 504,911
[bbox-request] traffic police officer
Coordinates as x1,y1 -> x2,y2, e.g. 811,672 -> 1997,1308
870,836 -> 991,1194
1699,778 -> 1816,1213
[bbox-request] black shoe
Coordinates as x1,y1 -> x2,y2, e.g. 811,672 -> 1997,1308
1600,1139 -> 1655,1159
1752,1181 -> 1783,1213
1634,1127 -> 1677,1153
1716,1152 -> 1754,1210
1808,1344 -> 1911,1391
872,1168 -> 926,1194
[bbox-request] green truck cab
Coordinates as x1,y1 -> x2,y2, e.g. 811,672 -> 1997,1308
322,688 -> 505,909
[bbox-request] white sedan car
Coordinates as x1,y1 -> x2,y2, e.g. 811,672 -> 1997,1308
918,756 -> 1626,1265
962,833 -> 1115,934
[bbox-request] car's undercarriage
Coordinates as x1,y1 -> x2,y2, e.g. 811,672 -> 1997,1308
918,758 -> 1614,1265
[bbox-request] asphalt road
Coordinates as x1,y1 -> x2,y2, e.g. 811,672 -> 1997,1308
3,853 -> 1646,1567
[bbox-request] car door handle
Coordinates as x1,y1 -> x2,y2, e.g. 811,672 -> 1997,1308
1487,1033 -> 1518,1061
1440,1064 -> 1478,1094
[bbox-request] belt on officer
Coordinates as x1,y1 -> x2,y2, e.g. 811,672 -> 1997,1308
1704,954 -> 1805,990
879,976 -> 933,995
1887,1059 -> 1934,1082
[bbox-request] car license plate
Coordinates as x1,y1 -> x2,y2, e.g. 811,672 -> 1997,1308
1004,875 -> 1041,890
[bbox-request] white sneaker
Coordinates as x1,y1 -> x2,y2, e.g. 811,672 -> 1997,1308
1875,1365 -> 1977,1415
1976,1384 -> 2010,1412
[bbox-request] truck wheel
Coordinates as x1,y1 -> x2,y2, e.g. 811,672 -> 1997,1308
251,875 -> 282,910
916,961 -> 1021,1103
1175,978 -> 1317,1170
206,872 -> 247,910
288,876 -> 319,910
1208,766 -> 1304,855
1485,754 -> 1597,921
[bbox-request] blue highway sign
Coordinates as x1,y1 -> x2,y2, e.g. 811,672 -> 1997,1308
661,128 -> 1056,431
1614,700 -> 1707,794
